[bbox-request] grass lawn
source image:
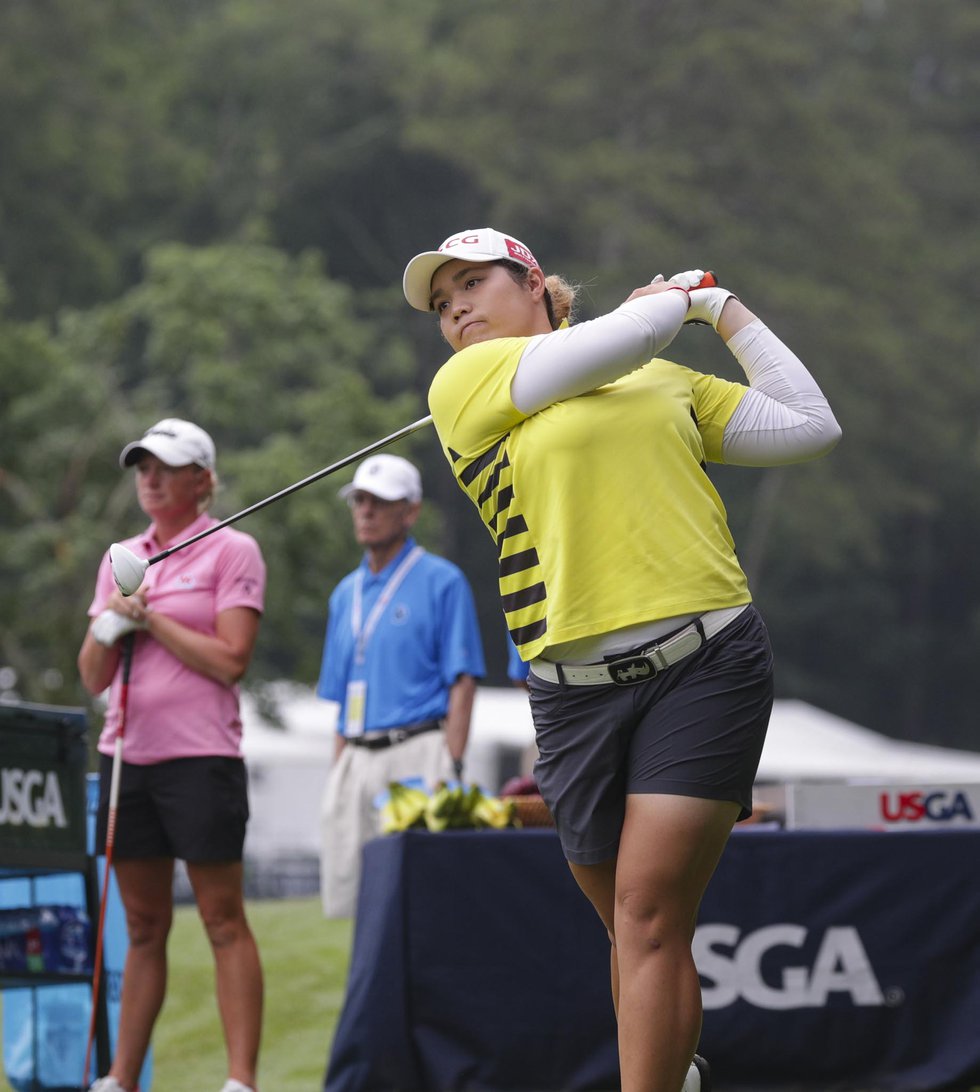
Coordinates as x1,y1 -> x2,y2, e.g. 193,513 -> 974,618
1,896 -> 353,1091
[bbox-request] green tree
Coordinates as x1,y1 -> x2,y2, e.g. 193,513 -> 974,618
0,243 -> 427,720
0,0 -> 209,318
163,0 -> 477,282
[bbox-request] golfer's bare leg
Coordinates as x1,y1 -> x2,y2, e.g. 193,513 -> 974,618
111,857 -> 175,1090
567,857 -> 619,1011
621,794 -> 738,1092
571,794 -> 739,1092
189,860 -> 263,1091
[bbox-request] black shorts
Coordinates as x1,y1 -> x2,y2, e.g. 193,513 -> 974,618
96,754 -> 249,863
529,606 -> 774,865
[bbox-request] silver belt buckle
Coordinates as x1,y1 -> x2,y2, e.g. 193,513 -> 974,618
607,626 -> 703,685
608,655 -> 657,686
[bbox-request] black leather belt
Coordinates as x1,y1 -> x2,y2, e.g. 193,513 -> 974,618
346,720 -> 442,750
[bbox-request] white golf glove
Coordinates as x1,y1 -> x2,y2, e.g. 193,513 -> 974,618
652,270 -> 737,327
91,609 -> 143,648
666,269 -> 709,292
672,271 -> 738,329
685,286 -> 738,328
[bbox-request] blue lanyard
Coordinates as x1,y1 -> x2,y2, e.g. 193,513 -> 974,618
351,545 -> 425,665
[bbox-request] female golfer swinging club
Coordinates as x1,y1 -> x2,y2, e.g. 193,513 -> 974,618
402,228 -> 841,1092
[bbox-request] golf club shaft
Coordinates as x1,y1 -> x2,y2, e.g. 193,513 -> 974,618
148,414 -> 433,565
82,632 -> 135,1088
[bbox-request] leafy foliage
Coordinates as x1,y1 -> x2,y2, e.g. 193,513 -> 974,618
0,243 -> 424,712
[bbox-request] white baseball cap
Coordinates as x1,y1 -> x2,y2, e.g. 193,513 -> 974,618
339,454 -> 422,502
402,228 -> 540,312
119,418 -> 217,470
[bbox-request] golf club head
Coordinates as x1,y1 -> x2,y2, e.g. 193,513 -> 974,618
109,543 -> 149,597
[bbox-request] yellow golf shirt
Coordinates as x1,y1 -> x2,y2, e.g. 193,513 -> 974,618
429,336 -> 753,661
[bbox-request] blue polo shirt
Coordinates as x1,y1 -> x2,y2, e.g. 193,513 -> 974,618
507,634 -> 530,684
317,538 -> 485,735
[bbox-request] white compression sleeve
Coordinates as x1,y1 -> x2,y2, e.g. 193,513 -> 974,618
510,290 -> 690,415
721,320 -> 842,466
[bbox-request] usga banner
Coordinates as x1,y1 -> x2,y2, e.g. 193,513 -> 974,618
782,780 -> 980,829
697,827 -> 980,1090
325,827 -> 980,1092
0,703 -> 89,869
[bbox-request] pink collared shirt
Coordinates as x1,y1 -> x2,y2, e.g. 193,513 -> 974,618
89,514 -> 266,765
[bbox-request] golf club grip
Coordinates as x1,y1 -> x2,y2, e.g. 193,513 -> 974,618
661,271 -> 716,291
120,630 -> 135,684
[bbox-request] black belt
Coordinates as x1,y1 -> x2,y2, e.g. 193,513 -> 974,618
346,720 -> 442,750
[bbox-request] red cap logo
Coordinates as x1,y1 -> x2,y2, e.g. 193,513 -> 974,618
439,233 -> 481,253
505,238 -> 538,268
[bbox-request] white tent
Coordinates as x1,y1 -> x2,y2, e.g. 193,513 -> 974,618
238,684 -> 980,858
460,688 -> 980,784
755,698 -> 980,783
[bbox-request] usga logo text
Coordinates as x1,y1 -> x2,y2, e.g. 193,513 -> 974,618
879,790 -> 974,823
695,924 -> 889,1010
0,767 -> 68,828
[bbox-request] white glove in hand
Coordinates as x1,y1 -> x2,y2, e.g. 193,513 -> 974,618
91,609 -> 143,648
667,269 -> 708,292
684,285 -> 738,328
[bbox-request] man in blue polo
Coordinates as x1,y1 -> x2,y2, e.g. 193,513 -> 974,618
316,453 -> 485,917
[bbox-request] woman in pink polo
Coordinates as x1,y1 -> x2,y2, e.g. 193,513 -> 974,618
78,418 -> 266,1092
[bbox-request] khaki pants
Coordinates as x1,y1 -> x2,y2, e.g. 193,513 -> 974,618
319,730 -> 452,918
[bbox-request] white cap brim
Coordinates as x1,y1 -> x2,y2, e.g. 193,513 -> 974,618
119,436 -> 196,469
338,480 -> 415,502
119,418 -> 216,470
402,249 -> 502,312
120,437 -> 175,468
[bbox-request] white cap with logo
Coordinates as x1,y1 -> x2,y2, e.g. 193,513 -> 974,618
339,454 -> 422,503
119,418 -> 217,470
402,227 -> 540,312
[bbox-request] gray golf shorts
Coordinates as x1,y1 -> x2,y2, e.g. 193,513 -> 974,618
96,754 -> 249,863
529,605 -> 774,865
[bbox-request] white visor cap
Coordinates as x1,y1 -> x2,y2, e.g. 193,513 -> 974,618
119,418 -> 216,470
339,454 -> 423,503
402,228 -> 540,312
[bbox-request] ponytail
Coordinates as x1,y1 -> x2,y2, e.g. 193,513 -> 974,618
498,260 -> 579,329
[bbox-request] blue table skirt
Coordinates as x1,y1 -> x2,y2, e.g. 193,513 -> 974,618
325,827 -> 980,1092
